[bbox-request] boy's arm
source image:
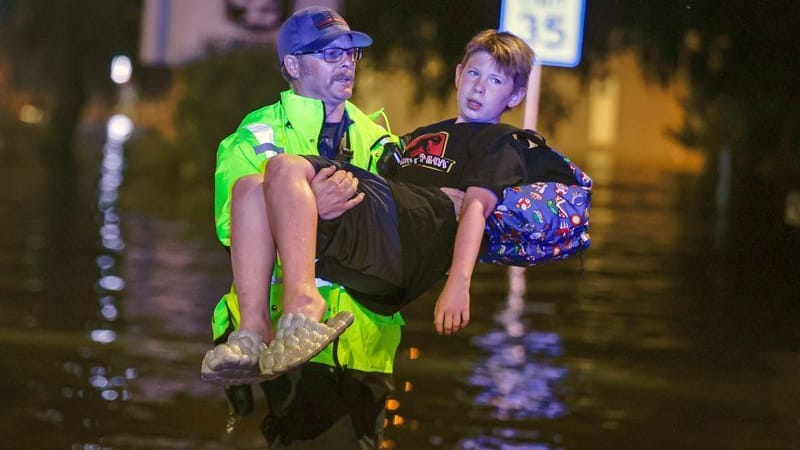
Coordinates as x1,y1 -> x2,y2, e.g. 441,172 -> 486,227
434,186 -> 498,335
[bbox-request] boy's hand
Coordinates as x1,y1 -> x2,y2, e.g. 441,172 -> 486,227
433,277 -> 470,335
311,166 -> 364,220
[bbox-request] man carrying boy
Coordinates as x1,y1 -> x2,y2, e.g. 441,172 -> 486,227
203,29 -> 540,383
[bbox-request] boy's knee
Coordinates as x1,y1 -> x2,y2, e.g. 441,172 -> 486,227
232,173 -> 264,198
265,154 -> 313,185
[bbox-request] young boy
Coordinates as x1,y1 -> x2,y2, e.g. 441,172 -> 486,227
203,29 -> 535,385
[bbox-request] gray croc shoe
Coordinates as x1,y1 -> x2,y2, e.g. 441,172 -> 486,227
201,329 -> 268,386
258,311 -> 354,379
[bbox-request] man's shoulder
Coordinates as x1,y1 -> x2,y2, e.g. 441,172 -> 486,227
220,102 -> 285,148
237,102 -> 284,130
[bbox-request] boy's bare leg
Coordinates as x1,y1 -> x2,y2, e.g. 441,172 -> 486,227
258,155 -> 354,378
232,174 -> 276,342
202,155 -> 355,384
263,155 -> 327,320
201,174 -> 276,385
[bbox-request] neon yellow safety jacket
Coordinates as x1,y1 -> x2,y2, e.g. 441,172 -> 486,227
212,89 -> 403,373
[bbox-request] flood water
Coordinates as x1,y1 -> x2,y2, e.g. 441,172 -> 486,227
1,130 -> 798,450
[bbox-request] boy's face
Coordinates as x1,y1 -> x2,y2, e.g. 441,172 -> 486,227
454,50 -> 525,124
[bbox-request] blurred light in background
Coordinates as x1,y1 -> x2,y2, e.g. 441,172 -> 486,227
784,190 -> 800,228
19,103 -> 44,124
110,55 -> 133,84
107,113 -> 134,143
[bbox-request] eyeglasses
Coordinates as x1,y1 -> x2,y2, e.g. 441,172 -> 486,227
293,47 -> 363,63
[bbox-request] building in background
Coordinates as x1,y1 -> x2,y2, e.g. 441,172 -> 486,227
139,0 -> 337,67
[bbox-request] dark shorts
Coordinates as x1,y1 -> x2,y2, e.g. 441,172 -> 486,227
303,156 -> 405,307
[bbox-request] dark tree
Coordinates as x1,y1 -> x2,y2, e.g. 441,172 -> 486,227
583,1 -> 800,169
581,0 -> 800,259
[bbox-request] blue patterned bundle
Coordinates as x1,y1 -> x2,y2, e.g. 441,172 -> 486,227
482,150 -> 592,267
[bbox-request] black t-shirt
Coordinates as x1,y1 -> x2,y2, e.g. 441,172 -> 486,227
387,119 -> 528,303
392,119 -> 527,198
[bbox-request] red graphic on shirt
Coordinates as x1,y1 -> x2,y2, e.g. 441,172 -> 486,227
401,132 -> 456,172
405,132 -> 447,157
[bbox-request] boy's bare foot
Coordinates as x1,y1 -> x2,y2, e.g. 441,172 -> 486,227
281,288 -> 328,321
200,328 -> 268,386
258,311 -> 354,378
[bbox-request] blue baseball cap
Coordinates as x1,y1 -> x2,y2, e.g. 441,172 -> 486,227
277,6 -> 372,62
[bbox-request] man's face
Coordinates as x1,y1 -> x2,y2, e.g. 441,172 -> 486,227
292,35 -> 358,109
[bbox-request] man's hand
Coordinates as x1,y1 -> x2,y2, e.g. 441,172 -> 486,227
311,166 -> 365,220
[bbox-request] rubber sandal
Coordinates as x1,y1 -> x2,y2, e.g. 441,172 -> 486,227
258,311 -> 354,379
201,329 -> 268,386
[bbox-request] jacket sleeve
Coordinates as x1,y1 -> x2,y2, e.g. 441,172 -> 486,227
214,135 -> 262,247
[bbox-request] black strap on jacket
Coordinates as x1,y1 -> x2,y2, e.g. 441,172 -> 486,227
318,112 -> 354,163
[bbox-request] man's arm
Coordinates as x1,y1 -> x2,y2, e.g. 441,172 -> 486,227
215,139 -> 263,247
311,166 -> 365,220
433,186 -> 498,335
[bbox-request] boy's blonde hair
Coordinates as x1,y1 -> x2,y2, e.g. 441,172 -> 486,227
459,29 -> 534,90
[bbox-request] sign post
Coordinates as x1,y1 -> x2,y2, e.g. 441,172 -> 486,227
499,0 -> 585,296
500,0 -> 586,128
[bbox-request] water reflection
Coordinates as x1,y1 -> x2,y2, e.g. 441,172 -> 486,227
74,110 -> 136,448
460,267 -> 567,449
91,113 -> 132,345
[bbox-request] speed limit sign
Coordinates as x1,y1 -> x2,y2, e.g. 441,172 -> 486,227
500,0 -> 586,67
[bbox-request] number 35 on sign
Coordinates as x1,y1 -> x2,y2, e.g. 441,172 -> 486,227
500,0 -> 586,67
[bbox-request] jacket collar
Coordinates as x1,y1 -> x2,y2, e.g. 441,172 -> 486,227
280,89 -> 359,134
